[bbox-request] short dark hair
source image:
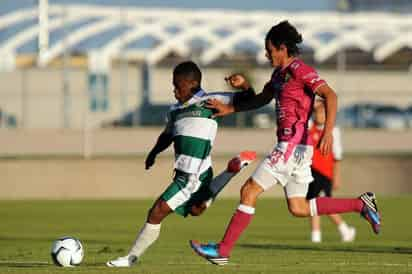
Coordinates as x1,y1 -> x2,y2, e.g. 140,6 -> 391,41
265,20 -> 303,57
173,61 -> 202,84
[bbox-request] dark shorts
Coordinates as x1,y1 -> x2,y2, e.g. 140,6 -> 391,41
306,168 -> 333,200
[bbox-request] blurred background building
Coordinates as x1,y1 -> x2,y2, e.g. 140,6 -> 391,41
0,0 -> 411,198
0,0 -> 411,131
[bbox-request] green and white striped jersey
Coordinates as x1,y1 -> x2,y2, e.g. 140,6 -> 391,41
165,89 -> 232,175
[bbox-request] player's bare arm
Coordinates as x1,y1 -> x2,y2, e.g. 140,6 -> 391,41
315,84 -> 338,156
145,130 -> 173,170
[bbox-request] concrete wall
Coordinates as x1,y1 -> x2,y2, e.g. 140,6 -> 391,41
1,66 -> 411,129
1,128 -> 411,199
1,128 -> 412,156
1,155 -> 411,199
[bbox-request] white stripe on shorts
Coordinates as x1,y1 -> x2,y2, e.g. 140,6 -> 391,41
166,175 -> 201,210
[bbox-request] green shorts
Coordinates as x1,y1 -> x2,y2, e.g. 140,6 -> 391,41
161,168 -> 213,217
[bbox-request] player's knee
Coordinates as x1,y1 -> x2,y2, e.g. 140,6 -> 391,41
147,210 -> 162,224
287,203 -> 309,217
147,200 -> 171,223
240,178 -> 263,205
240,181 -> 252,200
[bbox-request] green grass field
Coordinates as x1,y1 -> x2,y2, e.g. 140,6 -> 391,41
1,197 -> 411,274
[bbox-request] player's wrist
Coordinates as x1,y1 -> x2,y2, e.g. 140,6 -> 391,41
322,130 -> 333,138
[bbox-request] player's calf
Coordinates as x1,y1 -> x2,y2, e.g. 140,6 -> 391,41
287,197 -> 311,217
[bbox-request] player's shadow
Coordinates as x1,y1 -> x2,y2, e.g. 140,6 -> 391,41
240,243 -> 412,255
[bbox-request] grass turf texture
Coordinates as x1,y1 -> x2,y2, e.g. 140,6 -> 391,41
0,197 -> 411,274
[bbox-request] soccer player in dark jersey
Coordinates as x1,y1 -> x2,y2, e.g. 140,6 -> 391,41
190,21 -> 381,265
307,99 -> 355,243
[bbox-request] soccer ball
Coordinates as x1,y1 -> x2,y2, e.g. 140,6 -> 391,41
51,237 -> 84,267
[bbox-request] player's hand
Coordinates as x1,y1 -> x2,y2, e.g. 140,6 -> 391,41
225,74 -> 250,90
145,152 -> 156,170
206,99 -> 235,118
318,132 -> 333,156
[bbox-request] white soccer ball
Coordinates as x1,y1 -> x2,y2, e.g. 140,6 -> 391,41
51,237 -> 84,267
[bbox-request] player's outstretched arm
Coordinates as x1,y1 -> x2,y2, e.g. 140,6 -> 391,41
145,130 -> 173,170
233,81 -> 274,111
225,73 -> 251,90
205,73 -> 256,117
224,73 -> 256,104
208,73 -> 255,101
315,84 -> 338,155
207,81 -> 274,118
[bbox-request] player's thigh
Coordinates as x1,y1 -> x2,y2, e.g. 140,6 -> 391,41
284,167 -> 313,216
147,198 -> 172,223
238,177 -> 265,207
171,168 -> 214,217
284,181 -> 310,199
251,154 -> 286,191
285,196 -> 310,217
185,173 -> 214,214
160,171 -> 203,216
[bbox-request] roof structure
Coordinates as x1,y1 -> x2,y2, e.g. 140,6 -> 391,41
0,4 -> 411,69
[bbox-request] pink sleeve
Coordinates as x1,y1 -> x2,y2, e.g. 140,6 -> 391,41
297,64 -> 326,92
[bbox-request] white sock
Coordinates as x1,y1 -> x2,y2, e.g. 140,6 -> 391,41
338,222 -> 350,235
128,223 -> 161,258
309,199 -> 318,217
311,230 -> 321,243
238,204 -> 255,214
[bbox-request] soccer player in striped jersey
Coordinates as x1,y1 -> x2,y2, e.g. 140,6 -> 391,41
307,99 -> 356,243
190,21 -> 381,266
106,61 -> 256,267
